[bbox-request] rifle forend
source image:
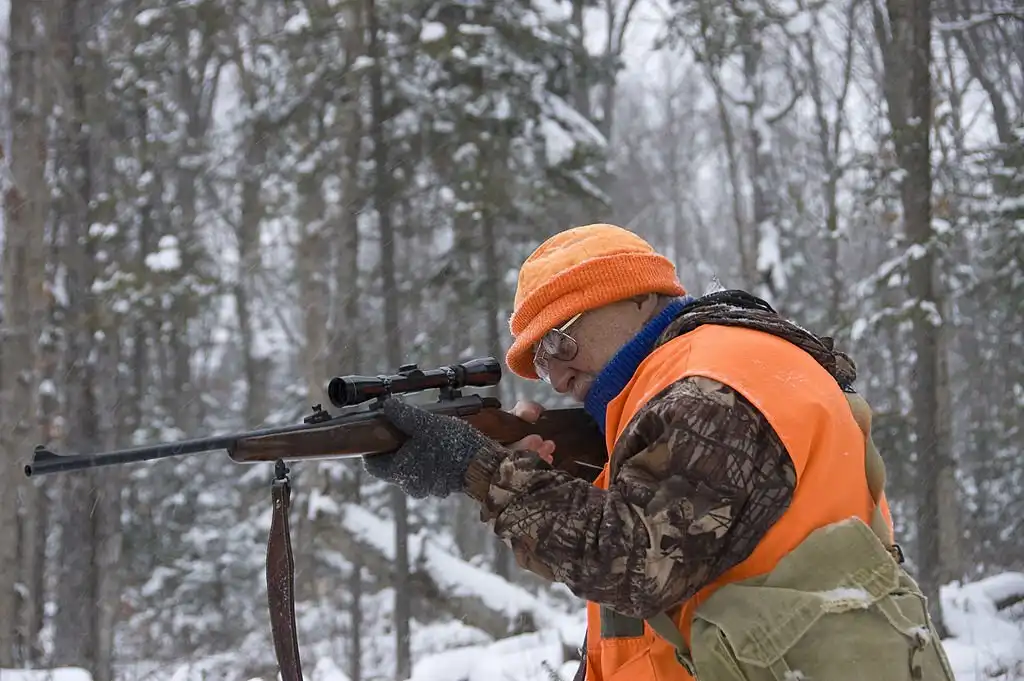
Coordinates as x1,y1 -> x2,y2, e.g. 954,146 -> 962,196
24,357 -> 608,482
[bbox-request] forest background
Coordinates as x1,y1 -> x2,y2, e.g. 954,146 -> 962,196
0,0 -> 1022,680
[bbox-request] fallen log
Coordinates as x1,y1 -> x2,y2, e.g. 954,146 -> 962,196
308,495 -> 585,661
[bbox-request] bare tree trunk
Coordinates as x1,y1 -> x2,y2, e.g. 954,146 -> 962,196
481,208 -> 515,580
707,69 -> 754,287
51,0 -> 97,670
873,0 -> 955,633
299,166 -> 330,411
294,157 -> 332,597
659,66 -> 696,271
934,313 -> 961,584
597,0 -> 641,139
449,212 -> 488,562
348,471 -> 365,681
237,117 -> 270,425
165,15 -> 220,434
93,465 -> 123,681
366,0 -> 411,675
0,0 -> 52,665
568,0 -> 590,120
799,0 -> 858,331
27,174 -> 62,669
48,2 -> 124,677
85,191 -> 122,681
332,9 -> 366,673
332,115 -> 364,376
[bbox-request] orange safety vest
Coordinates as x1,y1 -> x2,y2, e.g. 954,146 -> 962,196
583,323 -> 893,681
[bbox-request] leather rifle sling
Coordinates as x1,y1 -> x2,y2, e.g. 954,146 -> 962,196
267,460 -> 305,681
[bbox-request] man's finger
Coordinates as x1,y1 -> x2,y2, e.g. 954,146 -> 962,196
380,397 -> 424,434
508,434 -> 556,464
510,434 -> 544,451
511,400 -> 545,423
362,451 -> 395,479
535,439 -> 556,464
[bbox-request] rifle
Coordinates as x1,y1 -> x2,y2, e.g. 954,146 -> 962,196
23,356 -> 607,681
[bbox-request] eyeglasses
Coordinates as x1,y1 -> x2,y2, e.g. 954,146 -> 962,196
533,313 -> 583,382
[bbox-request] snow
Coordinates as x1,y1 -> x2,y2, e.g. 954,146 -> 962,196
409,631 -> 569,681
535,86 -> 608,169
5,555 -> 1022,681
217,572 -> 1024,680
850,317 -> 869,342
311,657 -> 351,681
784,11 -> 812,34
350,55 -> 374,72
418,536 -> 571,632
542,93 -> 606,151
540,118 -> 576,166
144,235 -> 182,272
284,10 -> 310,35
134,9 -> 163,27
306,487 -> 342,520
88,222 -> 118,240
816,586 -> 874,608
341,503 -> 582,636
0,670 -> 93,681
940,573 -> 1024,681
457,24 -> 494,36
420,21 -> 446,43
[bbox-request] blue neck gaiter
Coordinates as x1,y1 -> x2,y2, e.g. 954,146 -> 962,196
583,296 -> 695,433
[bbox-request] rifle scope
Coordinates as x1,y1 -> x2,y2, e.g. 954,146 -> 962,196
325,357 -> 502,408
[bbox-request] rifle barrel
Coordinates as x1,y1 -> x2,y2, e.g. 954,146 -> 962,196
23,407 -> 388,477
25,434 -> 243,477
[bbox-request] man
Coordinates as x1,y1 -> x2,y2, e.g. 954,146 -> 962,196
364,224 -> 957,681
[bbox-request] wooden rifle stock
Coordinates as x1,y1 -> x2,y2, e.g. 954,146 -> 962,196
229,402 -> 607,482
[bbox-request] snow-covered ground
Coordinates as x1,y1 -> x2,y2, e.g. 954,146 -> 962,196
940,573 -> 1024,681
4,572 -> 1022,681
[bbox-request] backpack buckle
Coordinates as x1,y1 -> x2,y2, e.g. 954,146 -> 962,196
675,650 -> 697,676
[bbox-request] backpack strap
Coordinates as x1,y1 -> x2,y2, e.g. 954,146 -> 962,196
646,611 -> 697,676
844,391 -> 905,564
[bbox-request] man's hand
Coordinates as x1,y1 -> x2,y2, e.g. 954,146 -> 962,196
508,400 -> 555,464
363,397 -> 494,499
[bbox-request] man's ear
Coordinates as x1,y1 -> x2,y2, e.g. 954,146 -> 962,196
626,293 -> 654,308
637,292 -> 659,313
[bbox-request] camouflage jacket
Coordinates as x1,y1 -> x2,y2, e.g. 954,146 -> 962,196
462,291 -> 858,621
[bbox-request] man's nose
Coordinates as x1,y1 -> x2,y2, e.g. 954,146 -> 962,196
548,363 -> 574,394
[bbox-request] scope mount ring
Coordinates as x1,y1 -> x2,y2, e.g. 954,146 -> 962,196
438,385 -> 462,401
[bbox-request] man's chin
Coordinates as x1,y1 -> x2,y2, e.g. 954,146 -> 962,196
571,383 -> 593,404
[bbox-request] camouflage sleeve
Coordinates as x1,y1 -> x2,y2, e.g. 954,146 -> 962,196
462,376 -> 797,620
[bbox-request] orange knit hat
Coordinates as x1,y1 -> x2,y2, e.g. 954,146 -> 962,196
506,224 -> 687,380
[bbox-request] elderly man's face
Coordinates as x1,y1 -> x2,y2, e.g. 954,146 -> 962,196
534,294 -> 661,403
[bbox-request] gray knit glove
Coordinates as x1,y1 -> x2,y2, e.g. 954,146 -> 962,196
363,397 -> 493,499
